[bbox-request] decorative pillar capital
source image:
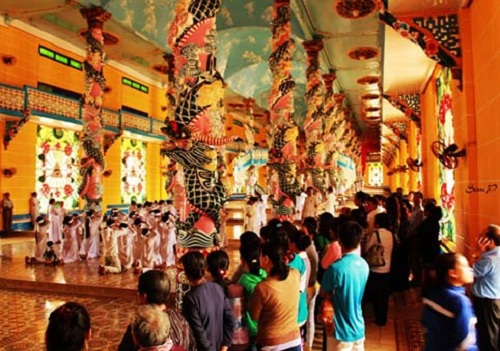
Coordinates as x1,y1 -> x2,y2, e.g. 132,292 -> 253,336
323,72 -> 337,91
80,7 -> 111,28
302,39 -> 324,58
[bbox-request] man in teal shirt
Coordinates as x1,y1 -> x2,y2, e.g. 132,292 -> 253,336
321,221 -> 369,350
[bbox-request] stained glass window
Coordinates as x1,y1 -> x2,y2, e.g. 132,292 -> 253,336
121,138 -> 147,204
35,125 -> 80,212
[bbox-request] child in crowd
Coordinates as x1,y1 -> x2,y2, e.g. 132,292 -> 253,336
118,221 -> 134,271
289,229 -> 312,339
43,240 -> 59,266
230,231 -> 262,283
207,250 -> 250,350
422,253 -> 478,350
26,215 -> 50,264
159,211 -> 177,267
118,270 -> 196,351
80,210 -> 101,260
45,301 -> 91,351
238,241 -> 267,349
181,251 -> 234,351
61,214 -> 81,264
137,224 -> 161,273
99,219 -> 127,274
132,217 -> 144,267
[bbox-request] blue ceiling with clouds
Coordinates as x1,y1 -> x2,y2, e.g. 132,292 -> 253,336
80,0 -> 311,117
79,0 -> 383,131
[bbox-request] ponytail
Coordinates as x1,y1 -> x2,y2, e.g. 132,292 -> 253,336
261,242 -> 289,281
240,245 -> 261,276
206,250 -> 230,296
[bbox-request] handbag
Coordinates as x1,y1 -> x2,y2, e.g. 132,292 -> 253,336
363,230 -> 386,267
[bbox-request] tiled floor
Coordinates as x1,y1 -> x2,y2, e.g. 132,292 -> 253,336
0,233 -> 424,351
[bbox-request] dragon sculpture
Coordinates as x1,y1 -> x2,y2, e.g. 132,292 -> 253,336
78,8 -> 111,212
266,0 -> 299,220
163,0 -> 234,254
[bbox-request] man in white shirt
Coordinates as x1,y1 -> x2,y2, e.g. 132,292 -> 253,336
302,187 -> 318,221
325,186 -> 336,216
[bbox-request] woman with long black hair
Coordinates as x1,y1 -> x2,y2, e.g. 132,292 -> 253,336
250,241 -> 301,351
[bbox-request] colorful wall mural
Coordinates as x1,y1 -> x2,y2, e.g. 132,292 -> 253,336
368,162 -> 383,187
437,68 -> 456,242
120,138 -> 147,204
35,125 -> 80,212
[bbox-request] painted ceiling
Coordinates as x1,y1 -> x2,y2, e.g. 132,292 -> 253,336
0,0 -> 464,159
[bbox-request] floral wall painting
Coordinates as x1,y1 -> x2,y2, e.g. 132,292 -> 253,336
437,68 -> 456,243
368,162 -> 383,187
35,125 -> 80,212
121,138 -> 146,204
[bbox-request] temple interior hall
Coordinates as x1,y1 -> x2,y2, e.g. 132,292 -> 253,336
0,0 -> 499,350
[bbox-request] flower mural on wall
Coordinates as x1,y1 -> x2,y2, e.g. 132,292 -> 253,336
121,138 -> 146,204
35,125 -> 80,212
437,68 -> 456,243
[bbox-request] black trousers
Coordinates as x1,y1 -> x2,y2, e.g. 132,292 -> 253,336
472,295 -> 500,351
365,272 -> 391,326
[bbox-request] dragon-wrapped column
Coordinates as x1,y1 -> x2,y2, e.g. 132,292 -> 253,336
322,71 -> 338,189
79,7 -> 111,212
164,0 -> 234,255
302,39 -> 327,194
267,0 -> 300,221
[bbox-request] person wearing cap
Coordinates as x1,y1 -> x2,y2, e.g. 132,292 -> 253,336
99,218 -> 128,275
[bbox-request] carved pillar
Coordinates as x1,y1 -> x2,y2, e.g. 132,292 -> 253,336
302,39 -> 326,193
267,0 -> 300,221
79,7 -> 111,212
322,71 -> 337,188
164,0 -> 233,254
243,97 -> 255,151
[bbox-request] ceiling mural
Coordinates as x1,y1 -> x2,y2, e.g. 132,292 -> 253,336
1,0 -> 465,160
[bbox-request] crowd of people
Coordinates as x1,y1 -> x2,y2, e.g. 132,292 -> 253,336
20,188 -> 500,351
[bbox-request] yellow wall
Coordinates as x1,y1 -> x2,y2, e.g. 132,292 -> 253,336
0,25 -> 169,216
420,67 -> 440,202
146,142 -> 163,201
451,1 -> 500,253
407,121 -> 419,191
0,25 -> 164,118
399,140 -> 409,193
102,137 -> 122,208
0,122 -> 38,216
415,1 -> 500,254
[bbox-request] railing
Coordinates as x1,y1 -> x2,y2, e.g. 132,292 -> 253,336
0,83 -> 165,140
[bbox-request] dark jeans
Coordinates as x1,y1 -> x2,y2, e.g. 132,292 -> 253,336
365,271 -> 391,326
472,295 -> 500,351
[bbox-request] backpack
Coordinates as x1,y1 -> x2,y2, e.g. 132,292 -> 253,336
363,230 -> 385,267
